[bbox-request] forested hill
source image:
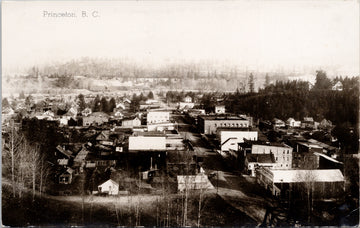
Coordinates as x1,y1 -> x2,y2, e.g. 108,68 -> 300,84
224,76 -> 359,126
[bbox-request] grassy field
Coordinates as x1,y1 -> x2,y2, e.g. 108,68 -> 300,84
2,184 -> 256,227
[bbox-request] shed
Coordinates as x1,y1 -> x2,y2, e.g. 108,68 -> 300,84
98,179 -> 119,195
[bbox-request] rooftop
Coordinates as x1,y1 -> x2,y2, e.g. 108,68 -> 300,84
199,115 -> 247,121
217,127 -> 258,132
239,140 -> 290,148
271,169 -> 344,183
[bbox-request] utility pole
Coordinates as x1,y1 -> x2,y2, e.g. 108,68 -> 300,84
217,170 -> 219,194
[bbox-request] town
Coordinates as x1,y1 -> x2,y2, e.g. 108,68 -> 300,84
2,70 -> 359,227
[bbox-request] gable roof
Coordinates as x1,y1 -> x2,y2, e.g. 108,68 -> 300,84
98,179 -> 119,188
89,112 -> 109,117
96,131 -> 110,141
303,117 -> 314,122
56,145 -> 73,158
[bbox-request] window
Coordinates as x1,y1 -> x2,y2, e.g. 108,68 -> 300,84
287,150 -> 289,154
275,157 -> 278,161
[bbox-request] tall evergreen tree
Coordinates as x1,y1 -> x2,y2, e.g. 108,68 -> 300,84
92,95 -> 101,112
313,70 -> 332,90
147,91 -> 154,99
248,73 -> 255,93
108,97 -> 116,113
77,94 -> 86,112
100,97 -> 109,113
2,98 -> 10,109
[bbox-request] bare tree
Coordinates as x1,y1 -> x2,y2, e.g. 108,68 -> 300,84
2,121 -> 25,197
296,170 -> 317,223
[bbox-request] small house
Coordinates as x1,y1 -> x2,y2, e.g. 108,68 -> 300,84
83,112 -> 109,126
81,107 -> 92,117
59,168 -> 74,184
215,105 -> 225,114
332,81 -> 343,91
272,118 -> 285,128
184,96 -> 192,103
122,116 -> 141,128
286,118 -> 301,128
98,179 -> 119,195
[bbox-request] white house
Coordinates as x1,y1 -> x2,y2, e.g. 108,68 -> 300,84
59,116 -> 71,126
184,96 -> 192,103
147,111 -> 170,124
332,81 -> 343,91
98,179 -> 119,195
286,118 -> 301,128
122,117 -> 141,128
113,111 -> 124,118
81,108 -> 92,117
215,105 -> 225,114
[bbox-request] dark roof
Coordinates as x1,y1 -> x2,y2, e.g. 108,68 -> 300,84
199,115 -> 247,121
89,112 -> 109,117
246,154 -> 275,163
216,127 -> 258,132
239,140 -> 289,148
56,145 -> 73,158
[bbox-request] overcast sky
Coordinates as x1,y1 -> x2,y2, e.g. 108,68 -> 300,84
2,0 -> 359,75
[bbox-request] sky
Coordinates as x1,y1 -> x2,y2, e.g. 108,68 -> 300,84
2,0 -> 359,76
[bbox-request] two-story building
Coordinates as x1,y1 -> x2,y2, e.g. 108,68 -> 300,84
147,111 -> 170,124
198,115 -> 250,135
238,141 -> 293,170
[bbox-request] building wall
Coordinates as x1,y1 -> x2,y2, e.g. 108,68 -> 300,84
83,116 -> 108,126
252,145 -> 292,169
215,106 -> 226,114
122,118 -> 141,128
203,119 -> 250,135
245,162 -> 276,177
128,136 -> 166,151
292,152 -> 319,169
147,111 -> 170,124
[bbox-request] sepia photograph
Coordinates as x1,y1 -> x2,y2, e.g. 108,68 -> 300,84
1,0 -> 359,226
